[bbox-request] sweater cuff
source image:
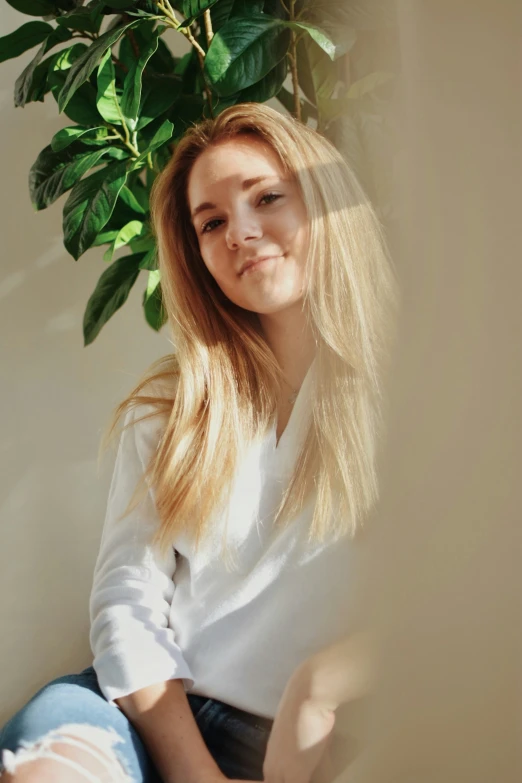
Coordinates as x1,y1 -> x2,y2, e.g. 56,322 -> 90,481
93,644 -> 194,706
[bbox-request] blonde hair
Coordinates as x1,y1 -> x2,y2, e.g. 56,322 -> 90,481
101,102 -> 399,558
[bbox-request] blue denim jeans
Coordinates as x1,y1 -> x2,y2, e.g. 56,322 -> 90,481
0,665 -> 273,782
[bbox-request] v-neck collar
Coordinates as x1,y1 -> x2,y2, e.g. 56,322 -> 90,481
269,357 -> 316,461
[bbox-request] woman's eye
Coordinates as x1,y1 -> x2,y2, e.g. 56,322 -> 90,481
259,192 -> 281,205
200,194 -> 281,234
201,218 -> 223,234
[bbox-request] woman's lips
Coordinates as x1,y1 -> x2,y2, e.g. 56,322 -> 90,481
240,255 -> 281,276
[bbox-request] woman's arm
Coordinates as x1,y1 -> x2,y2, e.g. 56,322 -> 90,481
91,400 -> 222,781
115,679 -> 225,783
263,633 -> 375,783
90,400 -> 193,702
301,632 -> 375,711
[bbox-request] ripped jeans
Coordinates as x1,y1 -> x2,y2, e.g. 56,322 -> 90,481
0,666 -> 273,782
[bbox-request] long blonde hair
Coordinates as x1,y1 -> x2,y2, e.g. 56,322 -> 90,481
102,102 -> 399,557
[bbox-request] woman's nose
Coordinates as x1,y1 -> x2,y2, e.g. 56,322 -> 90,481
225,212 -> 263,249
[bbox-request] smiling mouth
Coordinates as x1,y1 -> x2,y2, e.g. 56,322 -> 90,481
240,255 -> 281,276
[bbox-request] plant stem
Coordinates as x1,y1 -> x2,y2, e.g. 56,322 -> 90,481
184,25 -> 206,58
111,126 -> 140,158
146,0 -> 213,115
288,0 -> 301,122
154,0 -> 181,28
112,55 -> 129,74
203,9 -> 214,46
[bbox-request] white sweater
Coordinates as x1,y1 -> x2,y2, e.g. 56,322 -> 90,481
90,361 -> 357,719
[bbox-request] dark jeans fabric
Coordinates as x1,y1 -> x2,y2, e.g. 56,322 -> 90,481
0,665 -> 273,782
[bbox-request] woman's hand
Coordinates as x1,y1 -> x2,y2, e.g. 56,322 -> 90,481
262,660 -> 336,783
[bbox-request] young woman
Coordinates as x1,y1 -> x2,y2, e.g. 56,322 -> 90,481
0,103 -> 397,783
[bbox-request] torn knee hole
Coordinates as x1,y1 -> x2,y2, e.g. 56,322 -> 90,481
1,724 -> 132,782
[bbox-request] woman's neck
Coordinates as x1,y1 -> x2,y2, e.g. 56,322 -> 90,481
258,304 -> 316,393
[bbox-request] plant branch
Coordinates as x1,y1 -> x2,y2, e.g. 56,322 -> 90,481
203,9 -> 214,46
183,24 -> 206,58
287,0 -> 301,122
153,0 -> 181,28
111,125 -> 140,158
112,55 -> 129,74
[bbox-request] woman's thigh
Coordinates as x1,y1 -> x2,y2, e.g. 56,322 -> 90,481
0,666 -> 161,783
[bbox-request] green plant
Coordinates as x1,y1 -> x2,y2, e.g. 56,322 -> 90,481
1,0 -> 396,344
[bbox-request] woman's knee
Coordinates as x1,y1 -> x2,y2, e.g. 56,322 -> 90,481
1,723 -> 133,781
0,672 -> 143,782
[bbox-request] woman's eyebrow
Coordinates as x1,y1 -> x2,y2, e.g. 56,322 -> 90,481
191,175 -> 281,221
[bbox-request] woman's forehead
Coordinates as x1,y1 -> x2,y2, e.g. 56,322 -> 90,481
187,137 -> 288,202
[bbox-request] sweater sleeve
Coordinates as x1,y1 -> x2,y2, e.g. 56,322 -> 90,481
89,401 -> 194,706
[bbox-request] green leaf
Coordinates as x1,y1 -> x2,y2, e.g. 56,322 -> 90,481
240,56 -> 287,101
318,72 -> 395,126
166,94 -> 205,141
210,0 -> 246,32
118,21 -> 174,76
119,184 -> 148,214
51,42 -> 89,70
91,229 -> 119,247
213,56 -> 287,110
128,233 -> 153,253
285,21 -> 337,61
14,53 -> 50,106
180,0 -> 255,28
346,71 -> 394,99
130,119 -> 174,170
120,30 -> 160,132
136,73 -> 181,130
96,49 -> 123,125
296,36 -> 336,105
142,269 -> 166,331
51,126 -> 110,152
182,0 -> 219,18
204,14 -> 290,97
14,58 -> 49,105
29,143 -> 126,211
103,219 -> 146,262
138,246 -> 157,270
5,0 -> 54,15
48,43 -> 105,125
14,27 -> 74,108
102,0 -> 134,7
51,76 -> 103,126
55,3 -> 105,35
83,252 -> 143,345
0,21 -> 53,64
58,19 -> 142,113
63,159 -> 129,260
104,188 -> 145,233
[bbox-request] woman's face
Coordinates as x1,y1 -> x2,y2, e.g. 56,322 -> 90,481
187,135 -> 310,316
